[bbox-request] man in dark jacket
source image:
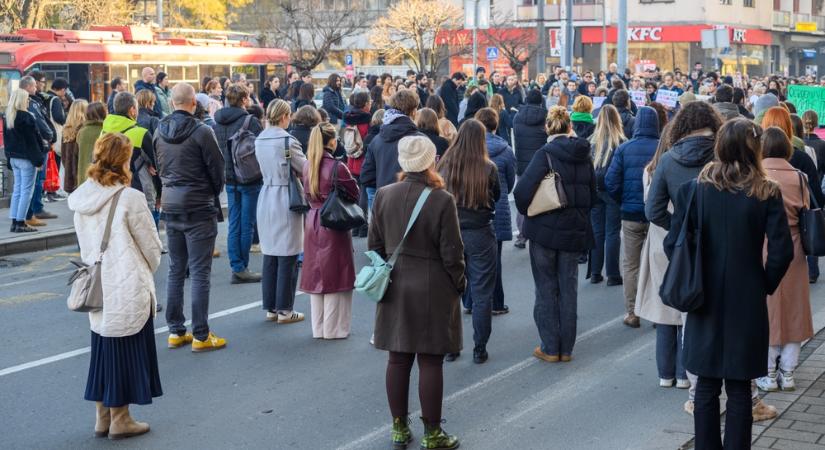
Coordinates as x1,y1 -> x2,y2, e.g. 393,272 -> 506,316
211,84 -> 264,284
416,73 -> 430,108
511,89 -> 548,248
134,67 -> 163,117
712,84 -> 741,121
322,74 -> 346,124
613,89 -> 636,140
361,89 -> 423,209
155,83 -> 227,353
604,107 -> 660,327
439,72 -> 466,126
22,74 -> 57,223
500,75 -> 524,113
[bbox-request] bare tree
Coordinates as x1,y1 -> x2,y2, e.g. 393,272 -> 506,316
257,1 -> 361,72
481,10 -> 536,79
370,0 -> 463,74
1,0 -> 134,32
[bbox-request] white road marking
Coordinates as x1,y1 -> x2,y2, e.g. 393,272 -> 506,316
0,270 -> 71,288
335,315 -> 625,450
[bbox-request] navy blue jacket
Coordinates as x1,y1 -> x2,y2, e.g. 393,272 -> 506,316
322,86 -> 346,123
499,86 -> 524,113
512,104 -> 548,176
486,132 -> 517,241
605,106 -> 660,222
361,115 -> 422,189
134,80 -> 163,117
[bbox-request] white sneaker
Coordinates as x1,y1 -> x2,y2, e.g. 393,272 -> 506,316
756,372 -> 779,392
369,333 -> 375,346
684,400 -> 694,416
778,369 -> 796,391
265,311 -> 278,322
676,379 -> 691,389
659,378 -> 675,388
277,311 -> 305,324
250,244 -> 261,253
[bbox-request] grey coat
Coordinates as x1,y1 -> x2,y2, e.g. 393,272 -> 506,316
712,102 -> 741,121
255,126 -> 307,256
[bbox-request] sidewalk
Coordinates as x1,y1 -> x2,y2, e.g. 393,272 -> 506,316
0,200 -> 76,256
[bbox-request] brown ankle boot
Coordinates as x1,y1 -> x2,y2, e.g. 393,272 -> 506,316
108,406 -> 149,440
94,402 -> 110,437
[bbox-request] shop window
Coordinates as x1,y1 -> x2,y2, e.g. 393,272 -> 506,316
744,0 -> 754,7
720,0 -> 732,5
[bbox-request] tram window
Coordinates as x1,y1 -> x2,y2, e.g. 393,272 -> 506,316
31,64 -> 68,90
0,70 -> 21,111
110,65 -> 127,89
90,64 -> 110,104
166,66 -> 184,81
200,65 -> 230,79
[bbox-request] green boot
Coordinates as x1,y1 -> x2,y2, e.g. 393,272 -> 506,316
392,416 -> 413,449
419,417 -> 459,450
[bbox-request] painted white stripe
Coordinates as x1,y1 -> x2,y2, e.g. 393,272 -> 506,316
1,270 -> 71,288
0,293 -> 305,378
335,315 -> 625,450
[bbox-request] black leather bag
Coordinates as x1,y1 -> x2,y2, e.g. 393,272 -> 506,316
660,182 -> 704,313
284,137 -> 310,214
798,171 -> 825,256
320,161 -> 366,231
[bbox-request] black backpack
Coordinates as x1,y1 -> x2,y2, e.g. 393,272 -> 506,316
228,115 -> 261,184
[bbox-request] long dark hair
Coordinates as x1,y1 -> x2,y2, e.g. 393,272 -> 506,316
298,83 -> 314,101
437,119 -> 491,209
370,85 -> 384,110
327,73 -> 341,92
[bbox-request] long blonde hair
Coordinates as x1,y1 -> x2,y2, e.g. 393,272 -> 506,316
5,89 -> 29,129
306,122 -> 337,200
62,99 -> 88,142
590,104 -> 625,169
646,120 -> 674,175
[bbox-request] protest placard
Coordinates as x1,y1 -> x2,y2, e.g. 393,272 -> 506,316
787,85 -> 825,126
630,90 -> 647,108
656,89 -> 679,108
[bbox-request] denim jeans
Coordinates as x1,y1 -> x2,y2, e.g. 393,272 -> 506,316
694,377 -> 752,450
461,226 -> 497,348
165,218 -> 218,341
808,256 -> 820,281
529,241 -> 579,356
226,184 -> 261,273
366,186 -> 377,214
26,167 -> 45,219
9,158 -> 37,221
262,255 -> 299,313
590,192 -> 621,278
656,325 -> 686,380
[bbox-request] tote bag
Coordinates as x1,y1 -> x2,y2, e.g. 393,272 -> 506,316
659,182 -> 704,313
319,161 -> 366,231
798,171 -> 825,256
527,153 -> 568,217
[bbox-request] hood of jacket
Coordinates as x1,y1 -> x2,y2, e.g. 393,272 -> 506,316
516,104 -> 549,127
322,85 -> 340,95
158,110 -> 201,144
632,106 -> 660,139
101,114 -> 137,134
214,106 -> 248,126
486,132 -> 509,158
465,92 -> 488,117
546,136 -> 592,163
68,180 -> 123,216
670,134 -> 715,167
379,115 -> 418,143
344,108 -> 372,125
134,80 -> 156,93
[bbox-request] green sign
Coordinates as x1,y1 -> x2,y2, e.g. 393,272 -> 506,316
787,85 -> 825,126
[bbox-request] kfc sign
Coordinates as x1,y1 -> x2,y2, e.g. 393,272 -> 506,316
628,27 -> 663,41
732,28 -> 747,43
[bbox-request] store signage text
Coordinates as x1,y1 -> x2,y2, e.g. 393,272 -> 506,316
732,29 -> 747,43
628,27 -> 662,41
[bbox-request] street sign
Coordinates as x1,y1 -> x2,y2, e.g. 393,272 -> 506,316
700,28 -> 729,49
345,54 -> 353,66
464,0 -> 490,30
486,47 -> 499,61
797,22 -> 817,32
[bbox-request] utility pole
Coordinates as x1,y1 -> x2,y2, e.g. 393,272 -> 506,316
563,0 -> 573,69
472,0 -> 479,72
600,1 -> 607,70
157,0 -> 163,28
537,0 -> 546,75
618,0 -> 627,71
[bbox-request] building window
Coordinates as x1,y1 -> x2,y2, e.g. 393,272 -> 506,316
720,0 -> 731,5
744,0 -> 753,7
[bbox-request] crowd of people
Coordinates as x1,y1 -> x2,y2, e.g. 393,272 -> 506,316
4,61 -> 823,449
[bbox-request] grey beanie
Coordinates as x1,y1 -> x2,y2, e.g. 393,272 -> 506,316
754,93 -> 779,118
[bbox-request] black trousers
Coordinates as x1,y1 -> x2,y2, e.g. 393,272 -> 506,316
694,377 -> 752,450
386,352 -> 444,424
262,255 -> 299,313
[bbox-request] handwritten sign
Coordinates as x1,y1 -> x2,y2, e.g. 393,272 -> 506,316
695,95 -> 712,103
593,96 -> 606,109
656,89 -> 679,108
630,90 -> 647,108
787,85 -> 825,126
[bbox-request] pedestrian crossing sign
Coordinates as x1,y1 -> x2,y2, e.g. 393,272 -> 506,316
486,47 -> 499,61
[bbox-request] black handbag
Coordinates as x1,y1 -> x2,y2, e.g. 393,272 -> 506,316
320,161 -> 366,231
284,137 -> 310,214
797,171 -> 825,256
660,181 -> 704,313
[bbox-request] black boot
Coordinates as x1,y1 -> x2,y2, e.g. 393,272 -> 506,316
10,220 -> 18,232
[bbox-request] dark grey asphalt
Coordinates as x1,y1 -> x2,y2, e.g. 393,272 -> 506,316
1,221 -> 824,450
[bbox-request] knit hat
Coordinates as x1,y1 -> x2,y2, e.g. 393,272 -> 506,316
397,136 -> 436,173
526,89 -> 543,105
754,93 -> 780,118
195,93 -> 211,109
679,92 -> 696,105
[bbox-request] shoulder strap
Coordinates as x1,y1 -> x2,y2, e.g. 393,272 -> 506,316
387,188 -> 432,267
284,136 -> 291,159
544,151 -> 555,173
121,124 -> 137,134
798,170 -> 817,209
241,115 -> 253,132
98,187 -> 126,261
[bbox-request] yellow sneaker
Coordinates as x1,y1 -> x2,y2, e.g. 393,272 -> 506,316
167,332 -> 193,349
191,332 -> 227,353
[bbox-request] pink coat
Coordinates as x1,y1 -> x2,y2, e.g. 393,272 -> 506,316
763,158 -> 814,345
299,152 -> 360,294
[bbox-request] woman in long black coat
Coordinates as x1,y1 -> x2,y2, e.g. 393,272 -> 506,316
664,119 -> 793,450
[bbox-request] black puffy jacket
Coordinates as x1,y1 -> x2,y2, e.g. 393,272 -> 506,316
3,111 -> 45,166
512,104 -> 548,176
361,115 -> 422,189
513,135 -> 597,252
154,110 -> 225,217
211,107 -> 263,185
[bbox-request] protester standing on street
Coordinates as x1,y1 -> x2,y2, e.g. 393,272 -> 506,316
370,135 -> 464,450
477,108 -> 516,316
60,99 -> 88,194
425,95 -> 457,143
588,104 -> 625,285
438,119 -> 501,364
802,110 -> 825,283
301,122 -> 360,339
322,74 -> 346,126
415,107 -> 450,158
4,88 -> 43,233
107,78 -> 126,113
755,127 -> 814,393
76,102 -> 106,187
69,132 -> 163,440
134,67 -> 163,118
212,84 -> 264,284
155,83 -> 227,352
102,92 -> 156,200
154,72 -> 172,117
440,72 -> 465,126
571,96 -> 595,140
512,89 -> 549,249
21,74 -> 57,226
489,94 -> 512,146
343,92 -> 373,238
514,106 -> 596,363
289,105 -> 322,152
665,119 -> 793,450
255,99 -> 306,325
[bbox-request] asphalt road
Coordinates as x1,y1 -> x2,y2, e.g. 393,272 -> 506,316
2,220 -> 824,450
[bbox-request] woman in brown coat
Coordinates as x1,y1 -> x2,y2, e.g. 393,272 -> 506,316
369,136 -> 464,450
300,122 -> 359,339
756,127 -> 814,393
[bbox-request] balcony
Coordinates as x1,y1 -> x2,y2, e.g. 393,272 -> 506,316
516,3 -> 604,22
773,10 -> 791,28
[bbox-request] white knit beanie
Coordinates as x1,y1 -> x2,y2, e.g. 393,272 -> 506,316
397,136 -> 436,173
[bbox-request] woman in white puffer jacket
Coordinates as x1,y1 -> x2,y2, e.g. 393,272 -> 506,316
68,132 -> 162,440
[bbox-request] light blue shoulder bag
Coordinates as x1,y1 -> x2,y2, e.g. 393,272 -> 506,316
355,188 -> 432,302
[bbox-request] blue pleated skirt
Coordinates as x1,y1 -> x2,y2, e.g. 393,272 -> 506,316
84,315 -> 163,407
